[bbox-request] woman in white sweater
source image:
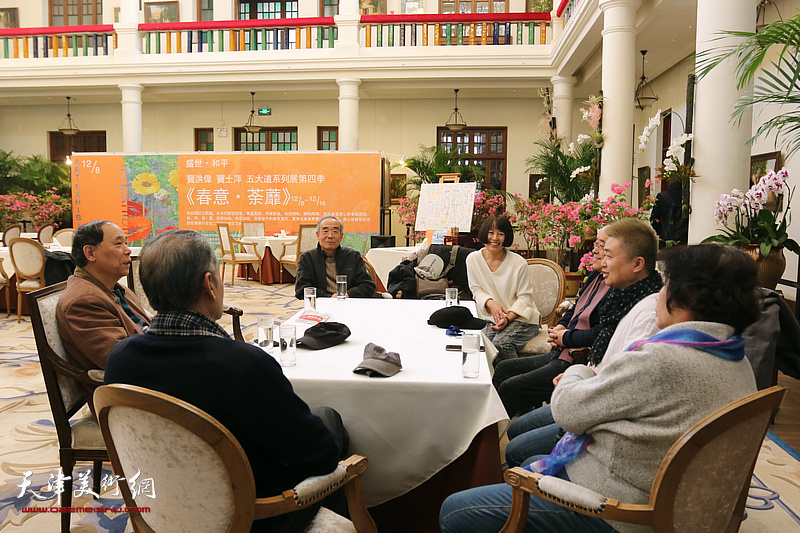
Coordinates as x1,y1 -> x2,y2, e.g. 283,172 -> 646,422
466,215 -> 540,363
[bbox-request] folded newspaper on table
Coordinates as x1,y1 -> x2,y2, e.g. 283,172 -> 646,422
297,311 -> 331,325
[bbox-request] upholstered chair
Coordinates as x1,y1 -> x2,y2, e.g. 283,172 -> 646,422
278,224 -> 318,283
515,259 -> 567,358
217,223 -> 262,286
9,237 -> 47,322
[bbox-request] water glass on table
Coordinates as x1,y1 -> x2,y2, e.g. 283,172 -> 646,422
445,287 -> 458,307
336,275 -> 347,300
461,333 -> 480,379
279,324 -> 297,367
257,315 -> 274,353
304,287 -> 317,310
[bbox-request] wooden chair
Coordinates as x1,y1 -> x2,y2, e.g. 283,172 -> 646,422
499,386 -> 787,533
278,223 -> 318,283
362,256 -> 387,297
94,384 -> 378,533
9,237 -> 47,323
217,223 -> 262,286
516,258 -> 567,357
37,223 -> 55,244
53,228 -> 75,247
27,282 -> 108,533
242,221 -> 267,238
0,257 -> 10,317
2,223 -> 22,246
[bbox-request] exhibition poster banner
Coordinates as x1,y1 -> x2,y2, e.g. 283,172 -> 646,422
71,152 -> 382,244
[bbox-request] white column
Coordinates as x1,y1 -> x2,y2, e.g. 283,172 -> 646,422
338,78 -> 361,151
551,75 -> 577,146
119,83 -> 144,153
114,0 -> 141,60
690,0 -> 757,243
598,0 -> 640,198
551,8 -> 564,43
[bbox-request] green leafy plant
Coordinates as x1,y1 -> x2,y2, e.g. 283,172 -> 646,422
399,144 -> 486,191
696,13 -> 800,158
525,137 -> 596,204
0,150 -> 71,196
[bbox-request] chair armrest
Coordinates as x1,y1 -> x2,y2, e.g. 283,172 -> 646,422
232,238 -> 262,260
223,305 -> 245,342
499,467 -> 652,533
0,257 -> 7,279
278,237 -> 300,261
253,454 -> 377,533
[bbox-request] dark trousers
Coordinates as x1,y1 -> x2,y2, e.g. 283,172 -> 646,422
252,406 -> 350,533
493,352 -> 571,418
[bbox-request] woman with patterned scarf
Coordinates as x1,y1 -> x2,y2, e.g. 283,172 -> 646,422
440,244 -> 760,533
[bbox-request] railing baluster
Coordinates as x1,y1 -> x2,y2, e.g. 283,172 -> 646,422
423,24 -> 429,46
239,29 -> 245,51
445,24 -> 451,46
457,23 -> 463,46
218,29 -> 224,52
516,22 -> 522,45
83,33 -> 89,55
306,26 -> 312,49
2,37 -> 8,59
62,34 -> 68,56
365,24 -> 371,47
400,24 -> 405,46
33,36 -> 38,58
411,23 -> 417,46
176,31 -> 182,53
328,26 -> 334,48
469,23 -> 475,45
540,21 -> 546,44
23,35 -> 29,58
492,22 -> 499,45
434,23 -> 439,46
103,33 -> 109,55
377,24 -> 382,47
481,23 -> 487,45
156,31 -> 161,54
13,36 -> 19,58
388,24 -> 394,47
43,35 -> 49,58
188,30 -> 193,53
505,22 -> 511,44
317,26 -> 323,49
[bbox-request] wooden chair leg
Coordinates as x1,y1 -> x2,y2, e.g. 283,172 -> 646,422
230,262 -> 236,286
92,460 -> 103,497
16,287 -> 22,323
3,285 -> 8,318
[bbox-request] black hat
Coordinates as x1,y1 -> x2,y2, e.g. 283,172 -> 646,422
353,343 -> 402,377
297,322 -> 351,350
428,306 -> 487,330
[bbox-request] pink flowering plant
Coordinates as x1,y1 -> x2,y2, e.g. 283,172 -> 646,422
397,195 -> 425,242
471,190 -> 508,231
0,188 -> 72,230
576,251 -> 595,278
703,168 -> 799,256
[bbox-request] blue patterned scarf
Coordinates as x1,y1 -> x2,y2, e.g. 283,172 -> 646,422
526,328 -> 745,475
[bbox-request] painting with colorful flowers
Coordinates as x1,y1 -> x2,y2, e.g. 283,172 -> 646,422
122,155 -> 180,245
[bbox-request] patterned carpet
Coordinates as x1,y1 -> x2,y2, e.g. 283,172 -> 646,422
1,279 -> 799,531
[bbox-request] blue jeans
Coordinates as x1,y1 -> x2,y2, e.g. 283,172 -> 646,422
439,460 -> 616,533
505,405 -> 562,468
483,321 -> 539,363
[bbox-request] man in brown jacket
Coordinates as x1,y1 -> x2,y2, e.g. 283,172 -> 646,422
56,220 -> 150,369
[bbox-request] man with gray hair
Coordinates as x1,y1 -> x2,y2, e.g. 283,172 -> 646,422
105,229 -> 348,532
294,215 -> 375,299
56,220 -> 150,370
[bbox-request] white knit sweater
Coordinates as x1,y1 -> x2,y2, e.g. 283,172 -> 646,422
466,250 -> 540,326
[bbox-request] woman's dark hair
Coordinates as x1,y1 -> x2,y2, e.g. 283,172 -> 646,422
477,215 -> 514,247
71,220 -> 109,267
659,244 -> 760,333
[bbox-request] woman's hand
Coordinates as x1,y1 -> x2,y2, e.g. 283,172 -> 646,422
486,299 -> 510,331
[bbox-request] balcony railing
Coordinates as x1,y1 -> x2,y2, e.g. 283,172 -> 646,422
361,13 -> 551,47
138,18 -> 336,54
556,0 -> 581,26
0,12 -> 552,60
0,25 -> 116,59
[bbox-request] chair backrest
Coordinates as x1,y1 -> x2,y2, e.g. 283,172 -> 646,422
650,386 -> 786,532
298,224 -> 319,255
217,223 -> 234,255
27,282 -> 90,446
53,228 -> 75,247
526,258 -> 566,326
94,384 -> 257,533
37,223 -> 55,244
2,223 -> 22,246
9,237 -> 46,280
362,256 -> 386,295
242,221 -> 266,238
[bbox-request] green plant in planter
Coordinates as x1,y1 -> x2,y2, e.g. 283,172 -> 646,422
526,137 -> 596,204
399,144 -> 486,191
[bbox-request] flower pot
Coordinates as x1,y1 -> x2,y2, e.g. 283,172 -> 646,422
740,245 -> 786,290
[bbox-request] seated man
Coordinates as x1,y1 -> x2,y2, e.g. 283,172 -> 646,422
56,220 -> 150,370
493,218 -> 663,417
105,229 -> 347,533
294,215 -> 375,299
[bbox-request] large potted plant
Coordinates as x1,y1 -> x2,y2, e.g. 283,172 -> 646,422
703,169 -> 799,289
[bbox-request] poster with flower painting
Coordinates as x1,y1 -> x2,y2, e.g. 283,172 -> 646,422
123,154 -> 180,245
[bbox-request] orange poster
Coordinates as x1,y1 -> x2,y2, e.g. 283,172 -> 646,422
71,152 -> 382,244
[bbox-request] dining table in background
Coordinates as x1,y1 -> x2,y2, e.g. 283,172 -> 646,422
364,245 -> 423,288
274,298 -> 507,533
239,235 -> 298,284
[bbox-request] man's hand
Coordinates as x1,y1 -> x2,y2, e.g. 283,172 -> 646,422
548,326 -> 567,348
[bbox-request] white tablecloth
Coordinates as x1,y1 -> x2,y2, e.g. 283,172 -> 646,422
273,299 -> 508,507
364,246 -> 422,287
0,245 -> 139,280
240,235 -> 297,260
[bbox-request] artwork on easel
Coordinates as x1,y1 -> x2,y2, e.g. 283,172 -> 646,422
415,182 -> 477,232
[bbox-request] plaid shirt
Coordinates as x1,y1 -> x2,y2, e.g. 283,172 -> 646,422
146,309 -> 231,340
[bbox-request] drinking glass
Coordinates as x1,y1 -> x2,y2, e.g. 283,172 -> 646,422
279,324 -> 297,367
336,275 -> 348,300
304,287 -> 317,310
461,333 -> 480,379
445,288 -> 458,307
257,315 -> 274,353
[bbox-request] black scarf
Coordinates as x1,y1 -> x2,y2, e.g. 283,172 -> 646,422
588,270 -> 663,365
